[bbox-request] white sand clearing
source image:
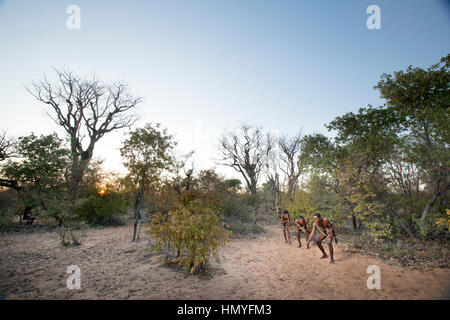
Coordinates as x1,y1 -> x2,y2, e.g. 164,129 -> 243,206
0,225 -> 448,299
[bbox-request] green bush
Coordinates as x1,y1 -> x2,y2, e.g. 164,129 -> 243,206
0,189 -> 17,228
150,204 -> 231,273
75,190 -> 126,225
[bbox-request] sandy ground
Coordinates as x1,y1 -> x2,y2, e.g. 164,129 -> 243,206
0,224 -> 449,300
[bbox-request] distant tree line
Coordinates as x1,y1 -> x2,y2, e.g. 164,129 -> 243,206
219,55 -> 449,241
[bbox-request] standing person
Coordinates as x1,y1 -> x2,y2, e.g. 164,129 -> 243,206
306,213 -> 336,263
281,210 -> 292,244
295,215 -> 310,248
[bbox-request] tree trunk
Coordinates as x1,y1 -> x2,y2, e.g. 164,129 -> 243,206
132,212 -> 140,242
132,181 -> 145,242
65,157 -> 91,244
274,192 -> 279,217
249,174 -> 258,195
136,209 -> 143,242
352,213 -> 358,230
419,192 -> 439,236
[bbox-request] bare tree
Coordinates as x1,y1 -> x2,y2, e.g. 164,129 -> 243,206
219,124 -> 273,194
27,68 -> 141,243
265,138 -> 282,217
279,132 -> 304,194
0,130 -> 15,162
0,130 -> 19,190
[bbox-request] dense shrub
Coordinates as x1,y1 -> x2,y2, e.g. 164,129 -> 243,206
74,188 -> 126,225
0,189 -> 17,227
150,204 -> 231,273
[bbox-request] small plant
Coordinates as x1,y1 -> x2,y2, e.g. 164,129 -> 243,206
150,204 -> 231,273
56,224 -> 85,247
435,209 -> 450,231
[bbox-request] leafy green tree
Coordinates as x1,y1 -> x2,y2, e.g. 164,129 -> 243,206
374,54 -> 449,234
120,123 -> 175,242
300,134 -> 361,228
0,133 -> 70,224
301,54 -> 449,239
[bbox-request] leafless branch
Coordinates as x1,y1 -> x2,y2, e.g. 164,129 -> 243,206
218,123 -> 272,194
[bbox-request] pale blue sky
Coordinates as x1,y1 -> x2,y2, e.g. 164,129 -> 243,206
0,0 -> 449,178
